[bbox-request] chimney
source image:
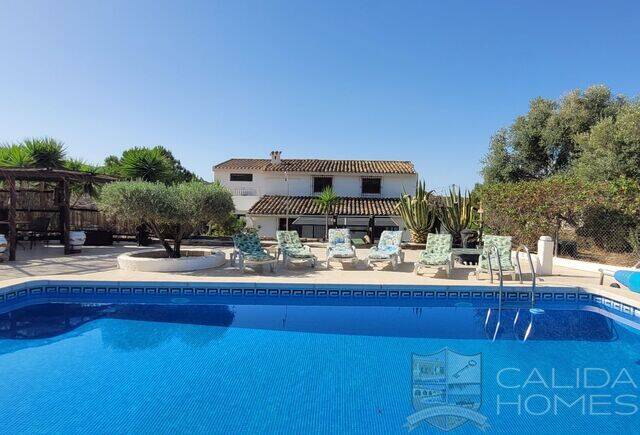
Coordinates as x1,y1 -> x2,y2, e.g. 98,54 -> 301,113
270,150 -> 282,165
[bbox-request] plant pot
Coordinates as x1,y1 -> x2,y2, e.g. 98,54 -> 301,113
69,231 -> 86,253
84,230 -> 114,246
136,225 -> 152,246
458,229 -> 479,265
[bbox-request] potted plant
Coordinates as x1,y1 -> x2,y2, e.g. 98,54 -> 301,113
438,186 -> 480,263
68,230 -> 87,253
438,186 -> 478,246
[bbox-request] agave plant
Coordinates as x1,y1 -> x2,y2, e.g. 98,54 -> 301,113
438,185 -> 477,244
396,181 -> 436,244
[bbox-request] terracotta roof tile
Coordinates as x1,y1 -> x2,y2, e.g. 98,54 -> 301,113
214,159 -> 415,174
248,195 -> 400,216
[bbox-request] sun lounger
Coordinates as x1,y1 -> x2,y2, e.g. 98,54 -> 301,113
414,233 -> 453,276
276,230 -> 317,268
475,235 -> 517,280
232,232 -> 277,273
326,228 -> 357,269
367,230 -> 404,269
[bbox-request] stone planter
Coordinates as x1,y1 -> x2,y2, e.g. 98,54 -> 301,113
117,249 -> 225,272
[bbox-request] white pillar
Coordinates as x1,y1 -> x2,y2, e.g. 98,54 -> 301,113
537,236 -> 554,276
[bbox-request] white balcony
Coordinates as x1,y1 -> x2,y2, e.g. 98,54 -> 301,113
231,187 -> 259,196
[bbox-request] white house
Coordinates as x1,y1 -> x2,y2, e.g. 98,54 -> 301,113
213,151 -> 417,241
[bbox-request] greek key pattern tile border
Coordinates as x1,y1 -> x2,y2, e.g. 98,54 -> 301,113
1,281 -> 638,319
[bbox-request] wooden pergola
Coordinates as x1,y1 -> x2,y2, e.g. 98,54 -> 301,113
0,168 -> 115,261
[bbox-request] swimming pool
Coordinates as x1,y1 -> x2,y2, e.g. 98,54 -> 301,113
1,281 -> 640,434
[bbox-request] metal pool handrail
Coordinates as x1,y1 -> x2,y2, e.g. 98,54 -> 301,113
514,244 -> 536,308
486,245 -> 504,342
486,244 -> 504,307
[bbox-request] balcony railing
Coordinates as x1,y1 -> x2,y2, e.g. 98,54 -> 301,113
231,187 -> 259,196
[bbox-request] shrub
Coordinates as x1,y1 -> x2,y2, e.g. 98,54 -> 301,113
208,213 -> 246,237
577,206 -> 634,252
477,176 -> 640,251
98,181 -> 234,257
476,176 -> 603,247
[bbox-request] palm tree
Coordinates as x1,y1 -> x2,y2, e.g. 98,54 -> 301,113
0,143 -> 35,167
64,159 -> 103,205
22,137 -> 67,169
119,147 -> 171,182
314,187 -> 340,241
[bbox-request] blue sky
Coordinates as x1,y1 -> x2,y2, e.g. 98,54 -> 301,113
1,1 -> 639,191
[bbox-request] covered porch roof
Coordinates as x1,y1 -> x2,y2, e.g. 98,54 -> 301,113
247,195 -> 400,216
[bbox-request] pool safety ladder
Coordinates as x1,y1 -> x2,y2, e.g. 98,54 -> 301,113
513,245 -> 545,341
484,245 -> 543,342
484,245 -> 505,342
514,244 -> 538,312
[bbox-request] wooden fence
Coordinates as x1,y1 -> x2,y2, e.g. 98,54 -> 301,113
0,189 -> 136,235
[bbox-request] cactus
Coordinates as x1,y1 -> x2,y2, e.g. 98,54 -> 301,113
396,181 -> 437,244
439,185 -> 478,244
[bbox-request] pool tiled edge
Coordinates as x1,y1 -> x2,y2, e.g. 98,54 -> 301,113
1,278 -> 640,320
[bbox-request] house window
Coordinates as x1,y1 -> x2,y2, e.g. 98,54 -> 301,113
313,177 -> 332,193
278,218 -> 297,231
362,177 -> 381,195
230,173 -> 253,182
279,218 -> 324,239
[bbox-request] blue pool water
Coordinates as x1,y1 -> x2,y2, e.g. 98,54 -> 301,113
1,297 -> 640,434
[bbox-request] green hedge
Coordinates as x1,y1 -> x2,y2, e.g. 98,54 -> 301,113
477,176 -> 640,250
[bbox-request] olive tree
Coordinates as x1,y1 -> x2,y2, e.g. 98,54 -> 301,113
481,85 -> 626,183
98,181 -> 234,257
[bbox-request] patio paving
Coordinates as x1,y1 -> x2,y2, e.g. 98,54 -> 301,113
3,242 -> 639,308
0,242 -> 603,287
